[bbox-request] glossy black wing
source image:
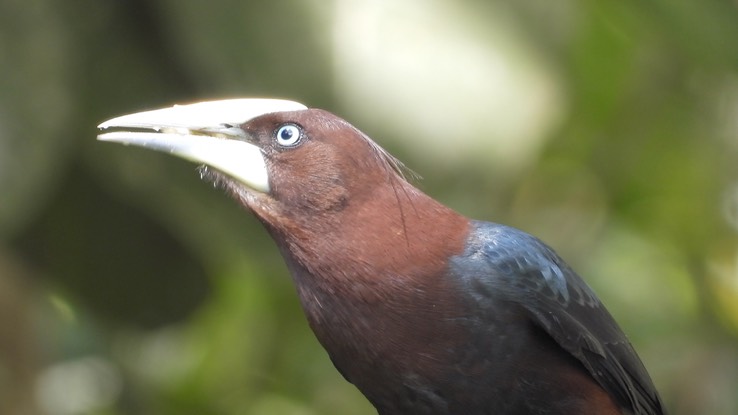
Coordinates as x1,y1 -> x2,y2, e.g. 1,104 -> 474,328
450,221 -> 665,415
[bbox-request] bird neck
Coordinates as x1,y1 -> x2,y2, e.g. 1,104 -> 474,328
269,179 -> 469,290
264,178 -> 469,351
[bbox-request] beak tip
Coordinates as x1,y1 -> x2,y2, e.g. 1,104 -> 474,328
96,132 -> 113,142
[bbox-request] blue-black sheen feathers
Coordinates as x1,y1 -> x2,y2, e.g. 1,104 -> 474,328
449,221 -> 665,415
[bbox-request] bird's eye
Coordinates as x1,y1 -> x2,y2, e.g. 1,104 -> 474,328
275,124 -> 302,147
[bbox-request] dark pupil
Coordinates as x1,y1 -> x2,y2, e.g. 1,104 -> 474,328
280,127 -> 294,141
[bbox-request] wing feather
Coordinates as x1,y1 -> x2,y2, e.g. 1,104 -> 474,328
452,221 -> 665,415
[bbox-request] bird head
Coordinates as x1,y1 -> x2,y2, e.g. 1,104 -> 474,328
98,99 -> 411,231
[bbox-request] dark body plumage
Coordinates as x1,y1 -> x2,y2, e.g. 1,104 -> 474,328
98,101 -> 667,415
446,222 -> 664,414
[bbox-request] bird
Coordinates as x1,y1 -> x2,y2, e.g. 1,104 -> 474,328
98,99 -> 667,415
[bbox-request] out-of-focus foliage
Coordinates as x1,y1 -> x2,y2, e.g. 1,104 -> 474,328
0,0 -> 736,414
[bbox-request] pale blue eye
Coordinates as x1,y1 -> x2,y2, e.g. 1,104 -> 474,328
275,124 -> 301,147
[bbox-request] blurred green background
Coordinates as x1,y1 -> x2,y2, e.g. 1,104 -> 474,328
1,0 -> 737,414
